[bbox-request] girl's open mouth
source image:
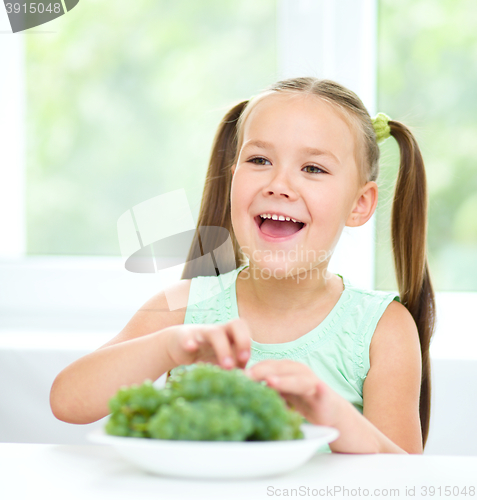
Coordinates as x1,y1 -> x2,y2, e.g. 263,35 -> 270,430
254,215 -> 306,241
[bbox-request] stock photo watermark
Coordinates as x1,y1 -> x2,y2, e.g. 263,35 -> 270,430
240,246 -> 334,282
2,0 -> 80,33
117,189 -> 337,311
266,484 -> 475,497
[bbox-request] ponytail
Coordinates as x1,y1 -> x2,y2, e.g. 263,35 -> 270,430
389,120 -> 436,448
181,101 -> 249,280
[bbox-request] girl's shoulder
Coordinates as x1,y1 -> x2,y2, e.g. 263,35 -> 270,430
338,277 -> 401,343
340,275 -> 400,303
187,266 -> 241,295
340,278 -> 401,317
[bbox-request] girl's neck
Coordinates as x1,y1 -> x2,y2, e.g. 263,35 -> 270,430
237,262 -> 343,313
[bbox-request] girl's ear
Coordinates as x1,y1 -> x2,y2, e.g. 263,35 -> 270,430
231,164 -> 236,176
346,181 -> 378,227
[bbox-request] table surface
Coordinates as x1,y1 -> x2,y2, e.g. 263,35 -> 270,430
2,443 -> 476,500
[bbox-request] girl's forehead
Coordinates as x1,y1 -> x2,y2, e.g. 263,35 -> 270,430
241,93 -> 356,157
246,92 -> 345,125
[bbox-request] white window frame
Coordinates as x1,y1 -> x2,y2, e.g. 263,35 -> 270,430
277,0 -> 378,289
0,0 -> 475,360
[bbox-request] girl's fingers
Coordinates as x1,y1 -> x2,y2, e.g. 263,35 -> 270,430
246,359 -> 301,379
182,333 -> 199,352
180,327 -> 202,349
184,334 -> 203,353
195,332 -> 204,343
225,319 -> 252,367
246,359 -> 325,398
265,374 -> 319,397
180,320 -> 252,369
185,338 -> 197,350
201,326 -> 236,369
179,329 -> 209,361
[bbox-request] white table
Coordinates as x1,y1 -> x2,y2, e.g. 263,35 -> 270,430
1,443 -> 476,500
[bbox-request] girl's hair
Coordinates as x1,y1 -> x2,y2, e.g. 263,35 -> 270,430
181,77 -> 436,449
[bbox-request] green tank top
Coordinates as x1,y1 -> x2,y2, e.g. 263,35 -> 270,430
171,264 -> 400,453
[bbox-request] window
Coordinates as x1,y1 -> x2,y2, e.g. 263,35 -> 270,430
1,0 -> 474,355
24,0 -> 277,256
377,0 -> 477,292
0,0 -> 278,329
1,0 -> 377,331
375,0 -> 477,359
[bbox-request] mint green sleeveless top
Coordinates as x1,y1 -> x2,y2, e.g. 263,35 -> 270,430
171,264 -> 400,453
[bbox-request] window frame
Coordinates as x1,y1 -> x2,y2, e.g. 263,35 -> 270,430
1,0 -> 475,358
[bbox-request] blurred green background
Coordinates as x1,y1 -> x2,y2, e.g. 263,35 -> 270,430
376,0 -> 477,291
25,0 -> 277,255
25,0 -> 477,291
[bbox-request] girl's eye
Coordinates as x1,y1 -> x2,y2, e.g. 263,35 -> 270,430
248,157 -> 270,165
247,157 -> 326,174
303,165 -> 325,174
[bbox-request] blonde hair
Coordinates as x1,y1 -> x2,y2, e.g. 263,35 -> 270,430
181,77 -> 436,449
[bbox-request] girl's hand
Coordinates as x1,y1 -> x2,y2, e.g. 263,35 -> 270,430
164,319 -> 252,370
245,359 -> 345,428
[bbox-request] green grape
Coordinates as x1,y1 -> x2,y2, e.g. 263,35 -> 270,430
105,380 -> 171,437
147,398 -> 254,441
165,363 -> 304,441
105,363 -> 305,441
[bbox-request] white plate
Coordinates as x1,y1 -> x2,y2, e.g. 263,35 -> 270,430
88,424 -> 339,479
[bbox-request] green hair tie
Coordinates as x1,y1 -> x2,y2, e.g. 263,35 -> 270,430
372,112 -> 392,144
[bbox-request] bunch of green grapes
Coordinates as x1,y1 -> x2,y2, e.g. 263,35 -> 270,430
105,380 -> 172,437
148,398 -> 254,441
105,363 -> 304,441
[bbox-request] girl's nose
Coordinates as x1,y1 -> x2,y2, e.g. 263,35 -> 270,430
262,169 -> 298,199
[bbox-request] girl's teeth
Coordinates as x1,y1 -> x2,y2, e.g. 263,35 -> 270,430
259,214 -> 302,224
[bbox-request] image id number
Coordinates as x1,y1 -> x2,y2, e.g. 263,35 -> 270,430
5,3 -> 62,14
421,485 -> 475,496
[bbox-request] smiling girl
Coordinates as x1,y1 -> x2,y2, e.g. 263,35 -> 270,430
51,77 -> 435,455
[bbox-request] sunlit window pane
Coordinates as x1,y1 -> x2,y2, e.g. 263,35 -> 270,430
377,0 -> 477,291
25,0 -> 277,255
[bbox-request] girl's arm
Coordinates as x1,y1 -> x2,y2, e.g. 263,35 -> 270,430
50,327 -> 180,425
51,279 -> 252,425
360,299 -> 423,454
50,280 -> 191,425
246,300 -> 423,454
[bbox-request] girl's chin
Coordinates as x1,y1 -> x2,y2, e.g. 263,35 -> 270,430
246,261 -> 318,278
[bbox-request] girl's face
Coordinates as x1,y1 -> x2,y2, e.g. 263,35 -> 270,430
230,92 -> 364,277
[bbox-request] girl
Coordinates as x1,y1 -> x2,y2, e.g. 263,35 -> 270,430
50,77 -> 435,455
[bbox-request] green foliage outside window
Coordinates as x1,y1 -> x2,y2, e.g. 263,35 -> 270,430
377,0 -> 477,291
25,0 -> 277,255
